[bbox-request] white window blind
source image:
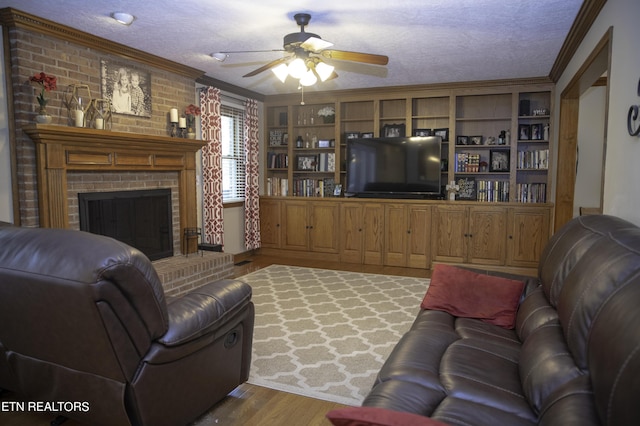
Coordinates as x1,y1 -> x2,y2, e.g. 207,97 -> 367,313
221,104 -> 246,203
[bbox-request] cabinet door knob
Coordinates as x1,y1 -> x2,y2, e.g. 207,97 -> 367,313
509,235 -> 513,239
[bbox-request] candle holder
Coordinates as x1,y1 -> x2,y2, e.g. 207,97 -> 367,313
63,84 -> 92,127
87,99 -> 113,130
169,107 -> 179,137
179,115 -> 187,138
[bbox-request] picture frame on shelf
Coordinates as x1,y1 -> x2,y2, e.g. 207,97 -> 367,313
413,129 -> 432,137
269,130 -> 284,146
345,131 -> 360,139
318,139 -> 331,148
282,133 -> 288,145
333,184 -> 343,196
470,135 -> 483,145
434,128 -> 449,141
297,155 -> 317,171
518,124 -> 531,140
530,123 -> 542,140
456,177 -> 476,200
456,135 -> 469,145
490,150 -> 510,172
382,123 -> 406,137
361,132 -> 374,138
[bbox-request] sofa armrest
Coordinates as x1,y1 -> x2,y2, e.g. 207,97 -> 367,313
158,279 -> 252,347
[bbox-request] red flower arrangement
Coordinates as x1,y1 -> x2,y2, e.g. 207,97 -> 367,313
30,72 -> 57,111
184,104 -> 201,130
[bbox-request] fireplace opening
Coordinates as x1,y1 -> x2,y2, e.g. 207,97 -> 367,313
78,189 -> 173,261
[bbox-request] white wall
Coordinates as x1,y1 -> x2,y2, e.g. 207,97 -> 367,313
554,0 -> 640,225
574,85 -> 606,216
0,28 -> 14,223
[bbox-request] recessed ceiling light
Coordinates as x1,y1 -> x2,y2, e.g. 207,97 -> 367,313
211,52 -> 229,62
111,12 -> 136,26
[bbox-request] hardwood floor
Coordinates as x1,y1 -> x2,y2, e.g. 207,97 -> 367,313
0,254 -> 431,425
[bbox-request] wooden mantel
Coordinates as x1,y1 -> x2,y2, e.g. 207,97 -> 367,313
23,124 -> 207,253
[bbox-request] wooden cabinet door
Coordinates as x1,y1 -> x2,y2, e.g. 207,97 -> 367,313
407,205 -> 431,268
468,206 -> 506,266
340,203 -> 363,263
384,204 -> 408,267
310,202 -> 340,253
507,207 -> 550,268
259,198 -> 281,248
281,201 -> 309,250
431,205 -> 468,263
362,203 -> 384,265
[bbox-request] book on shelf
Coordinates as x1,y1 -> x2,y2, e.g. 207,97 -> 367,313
266,177 -> 288,196
293,177 -> 335,197
455,152 -> 481,173
267,152 -> 288,169
476,180 -> 510,202
516,183 -> 546,203
517,149 -> 549,170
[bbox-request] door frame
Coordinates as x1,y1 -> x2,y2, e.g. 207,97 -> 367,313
554,27 -> 612,231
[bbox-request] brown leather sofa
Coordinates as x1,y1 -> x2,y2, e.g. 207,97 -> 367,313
0,223 -> 254,426
359,215 -> 640,425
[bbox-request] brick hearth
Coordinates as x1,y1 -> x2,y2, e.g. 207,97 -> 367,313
153,251 -> 235,298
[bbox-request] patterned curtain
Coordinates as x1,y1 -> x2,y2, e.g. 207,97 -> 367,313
200,87 -> 224,247
244,98 -> 261,250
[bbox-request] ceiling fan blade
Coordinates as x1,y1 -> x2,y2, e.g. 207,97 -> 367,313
321,50 -> 389,66
300,36 -> 333,52
243,57 -> 289,78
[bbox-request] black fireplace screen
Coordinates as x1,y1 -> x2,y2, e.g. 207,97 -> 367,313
78,189 -> 173,261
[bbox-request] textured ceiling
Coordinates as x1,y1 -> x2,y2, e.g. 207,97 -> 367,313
2,0 -> 584,96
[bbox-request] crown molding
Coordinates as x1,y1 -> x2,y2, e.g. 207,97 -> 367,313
549,0 -> 607,83
0,7 -> 204,80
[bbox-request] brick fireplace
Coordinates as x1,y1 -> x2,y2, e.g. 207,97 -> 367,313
24,124 -> 205,255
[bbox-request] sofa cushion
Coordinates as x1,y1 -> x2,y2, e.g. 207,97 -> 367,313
421,264 -> 524,329
326,406 -> 448,426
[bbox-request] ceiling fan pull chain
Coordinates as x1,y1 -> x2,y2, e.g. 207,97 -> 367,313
300,85 -> 305,105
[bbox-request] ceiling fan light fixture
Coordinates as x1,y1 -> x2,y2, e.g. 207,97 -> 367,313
299,69 -> 318,87
272,63 -> 289,83
111,12 -> 136,26
315,61 -> 335,82
288,58 -> 307,79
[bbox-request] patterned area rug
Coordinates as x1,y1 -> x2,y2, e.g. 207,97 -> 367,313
241,265 -> 430,406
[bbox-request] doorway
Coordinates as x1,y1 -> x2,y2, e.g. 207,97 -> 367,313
554,28 -> 612,230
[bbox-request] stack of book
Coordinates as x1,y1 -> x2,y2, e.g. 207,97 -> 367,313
293,178 -> 335,197
516,183 -> 547,203
517,149 -> 549,170
266,177 -> 288,196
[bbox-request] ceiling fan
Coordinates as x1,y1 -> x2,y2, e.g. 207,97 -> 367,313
214,13 -> 389,86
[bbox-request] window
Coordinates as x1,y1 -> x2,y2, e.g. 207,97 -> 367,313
221,104 -> 245,203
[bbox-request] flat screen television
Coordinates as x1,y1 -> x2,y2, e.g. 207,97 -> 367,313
345,136 -> 442,198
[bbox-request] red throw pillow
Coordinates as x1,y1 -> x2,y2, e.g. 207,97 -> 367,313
420,264 -> 524,329
326,407 -> 448,426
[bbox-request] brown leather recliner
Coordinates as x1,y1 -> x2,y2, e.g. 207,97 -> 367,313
0,224 -> 254,426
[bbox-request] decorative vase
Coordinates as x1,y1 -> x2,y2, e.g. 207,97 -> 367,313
35,107 -> 52,124
322,115 -> 335,124
186,128 -> 196,139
